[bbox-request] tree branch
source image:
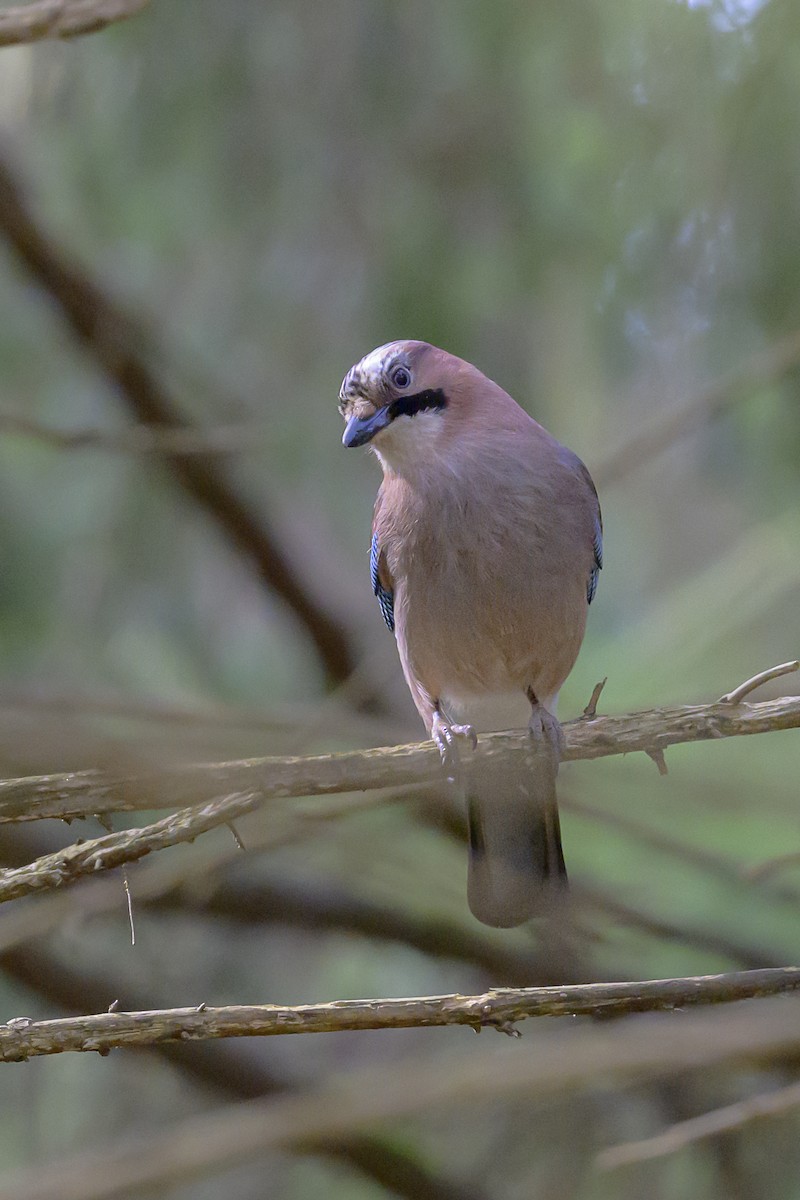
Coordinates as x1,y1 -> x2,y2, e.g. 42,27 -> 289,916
1,967 -> 798,1060
0,946 -> 486,1200
0,687 -> 797,901
0,0 -> 149,45
594,328 -> 800,487
0,690 -> 797,825
0,152 -> 357,689
596,1079 -> 800,1171
3,996 -> 800,1200
0,411 -> 258,456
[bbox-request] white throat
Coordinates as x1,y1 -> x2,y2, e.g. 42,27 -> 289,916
371,410 -> 447,476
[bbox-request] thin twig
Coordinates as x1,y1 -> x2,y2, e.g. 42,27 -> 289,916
0,967 -> 797,1060
0,412 -> 258,456
719,660 -> 800,705
596,1078 -> 800,1171
3,997 -> 800,1200
745,850 -> 800,883
594,329 -> 800,487
0,0 -> 149,45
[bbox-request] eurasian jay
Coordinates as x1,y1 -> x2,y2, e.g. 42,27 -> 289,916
339,341 -> 602,928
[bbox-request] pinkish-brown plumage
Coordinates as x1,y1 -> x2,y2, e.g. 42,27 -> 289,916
340,341 -> 602,926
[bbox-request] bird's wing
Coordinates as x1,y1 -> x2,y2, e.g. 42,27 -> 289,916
588,502 -> 603,604
370,530 -> 395,632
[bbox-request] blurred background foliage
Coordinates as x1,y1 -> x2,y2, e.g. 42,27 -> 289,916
0,0 -> 799,1197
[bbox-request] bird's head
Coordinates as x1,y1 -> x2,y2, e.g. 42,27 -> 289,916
338,341 -> 455,470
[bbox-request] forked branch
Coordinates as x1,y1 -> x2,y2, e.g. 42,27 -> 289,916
0,676 -> 798,904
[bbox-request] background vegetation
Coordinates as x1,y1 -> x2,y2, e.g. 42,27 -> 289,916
0,0 -> 799,1196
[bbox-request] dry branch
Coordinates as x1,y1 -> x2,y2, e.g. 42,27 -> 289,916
0,688 -> 798,902
0,947 -> 485,1200
1,967 -> 798,1061
0,0 -> 149,45
4,997 -> 800,1200
1,691 -> 799,825
0,411 -> 256,456
0,153 -> 357,689
594,328 -> 800,487
596,1078 -> 800,1170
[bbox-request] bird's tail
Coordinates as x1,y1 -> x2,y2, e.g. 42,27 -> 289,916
466,749 -> 567,928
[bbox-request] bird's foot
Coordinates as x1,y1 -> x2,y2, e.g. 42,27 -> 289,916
431,711 -> 477,782
526,692 -> 564,765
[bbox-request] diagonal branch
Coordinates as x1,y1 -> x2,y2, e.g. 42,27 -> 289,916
594,328 -> 800,487
0,0 -> 149,46
596,1078 -> 800,1171
0,153 -> 357,688
1,967 -> 798,1061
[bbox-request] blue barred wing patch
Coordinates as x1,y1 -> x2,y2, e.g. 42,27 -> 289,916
370,532 -> 395,632
587,511 -> 603,604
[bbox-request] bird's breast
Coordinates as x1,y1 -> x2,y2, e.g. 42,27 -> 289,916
388,480 -> 589,701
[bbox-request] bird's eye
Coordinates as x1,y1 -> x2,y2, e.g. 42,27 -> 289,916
390,365 -> 411,389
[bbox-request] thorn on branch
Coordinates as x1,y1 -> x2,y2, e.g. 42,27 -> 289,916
582,678 -> 607,719
227,822 -> 247,851
490,1020 -> 522,1038
646,749 -> 668,776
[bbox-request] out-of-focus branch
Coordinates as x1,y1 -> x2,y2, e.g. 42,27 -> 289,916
0,0 -> 149,46
0,689 -> 798,825
0,411 -> 258,455
1,967 -> 798,1060
596,1078 -> 800,1171
594,328 -> 800,487
4,996 -> 800,1200
153,875 -> 571,984
0,946 -> 485,1200
1,675 -> 797,902
0,153 -> 356,689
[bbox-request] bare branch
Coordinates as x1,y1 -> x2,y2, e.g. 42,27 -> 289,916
0,690 -> 797,826
0,411 -> 258,456
594,328 -> 800,487
719,660 -> 800,704
745,850 -> 800,883
1,967 -> 798,1061
4,997 -> 800,1200
0,153 -> 357,689
0,947 -> 487,1200
0,788 -> 405,904
596,1079 -> 800,1171
0,0 -> 149,46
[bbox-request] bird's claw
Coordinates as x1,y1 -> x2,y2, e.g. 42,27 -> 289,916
431,713 -> 477,782
528,701 -> 564,764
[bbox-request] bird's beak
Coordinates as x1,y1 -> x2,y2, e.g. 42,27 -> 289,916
342,407 -> 392,448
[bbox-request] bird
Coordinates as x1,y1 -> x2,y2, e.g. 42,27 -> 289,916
339,341 -> 602,927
